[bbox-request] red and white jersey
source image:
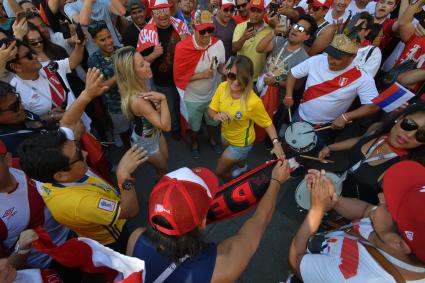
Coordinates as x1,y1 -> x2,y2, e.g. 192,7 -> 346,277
291,54 -> 379,124
0,168 -> 69,268
15,268 -> 63,283
300,218 -> 425,283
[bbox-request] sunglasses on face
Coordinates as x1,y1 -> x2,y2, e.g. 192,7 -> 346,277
152,8 -> 170,16
0,93 -> 21,113
68,144 -> 84,166
292,23 -> 307,33
199,27 -> 215,35
223,6 -> 235,13
249,7 -> 263,13
400,118 -> 425,143
227,72 -> 237,80
28,39 -> 43,46
236,2 -> 248,9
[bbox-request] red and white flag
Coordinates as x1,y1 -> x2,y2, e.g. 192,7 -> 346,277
33,228 -> 145,283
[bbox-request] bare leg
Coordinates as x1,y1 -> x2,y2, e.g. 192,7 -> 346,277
207,125 -> 218,145
216,151 -> 240,182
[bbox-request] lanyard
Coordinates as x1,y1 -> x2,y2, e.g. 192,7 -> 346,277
269,42 -> 301,76
349,138 -> 398,173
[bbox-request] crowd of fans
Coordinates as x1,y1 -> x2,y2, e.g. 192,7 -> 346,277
0,0 -> 425,281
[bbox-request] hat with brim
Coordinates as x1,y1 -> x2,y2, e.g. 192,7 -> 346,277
128,0 -> 145,12
149,0 -> 173,10
324,45 -> 353,59
249,0 -> 265,10
193,10 -> 215,31
307,0 -> 331,8
325,33 -> 359,58
218,0 -> 236,8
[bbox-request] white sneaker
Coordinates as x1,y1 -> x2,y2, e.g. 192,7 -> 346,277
231,164 -> 248,178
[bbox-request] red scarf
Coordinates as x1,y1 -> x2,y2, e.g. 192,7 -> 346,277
43,66 -> 65,109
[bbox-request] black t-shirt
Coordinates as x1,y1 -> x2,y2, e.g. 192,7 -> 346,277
40,0 -> 71,33
122,23 -> 141,48
141,25 -> 181,87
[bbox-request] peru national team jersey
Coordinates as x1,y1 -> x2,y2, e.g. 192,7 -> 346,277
36,170 -> 125,245
291,54 -> 379,124
300,218 -> 425,283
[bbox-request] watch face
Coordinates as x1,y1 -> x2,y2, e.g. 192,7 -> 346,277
122,180 -> 135,190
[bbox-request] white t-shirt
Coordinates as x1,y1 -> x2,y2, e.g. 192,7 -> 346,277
324,7 -> 352,24
10,59 -> 91,129
300,218 -> 425,283
291,54 -> 378,124
347,0 -> 370,16
353,45 -> 382,77
183,37 -> 225,103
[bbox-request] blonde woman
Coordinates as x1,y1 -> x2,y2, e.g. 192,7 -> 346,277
208,55 -> 284,181
114,46 -> 171,179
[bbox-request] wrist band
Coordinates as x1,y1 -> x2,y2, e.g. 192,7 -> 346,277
341,113 -> 349,122
271,178 -> 282,185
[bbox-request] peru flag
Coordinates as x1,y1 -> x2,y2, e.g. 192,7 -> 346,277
33,228 -> 145,283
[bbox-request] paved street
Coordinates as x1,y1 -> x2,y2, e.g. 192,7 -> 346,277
106,127 -> 351,283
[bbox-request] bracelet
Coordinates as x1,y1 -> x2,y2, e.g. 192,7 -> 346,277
270,178 -> 282,185
341,113 -> 349,123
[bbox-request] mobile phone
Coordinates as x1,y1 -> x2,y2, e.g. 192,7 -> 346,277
60,21 -> 72,39
247,21 -> 255,30
15,11 -> 25,22
269,2 -> 280,16
75,23 -> 85,42
0,37 -> 14,48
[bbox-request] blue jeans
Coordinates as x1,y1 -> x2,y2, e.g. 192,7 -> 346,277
153,84 -> 180,133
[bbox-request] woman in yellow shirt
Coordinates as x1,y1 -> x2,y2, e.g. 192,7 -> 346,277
209,55 -> 284,180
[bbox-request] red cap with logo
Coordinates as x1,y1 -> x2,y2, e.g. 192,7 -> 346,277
149,167 -> 219,236
383,160 -> 425,263
307,0 -> 331,8
0,140 -> 6,154
249,0 -> 265,10
193,10 -> 215,31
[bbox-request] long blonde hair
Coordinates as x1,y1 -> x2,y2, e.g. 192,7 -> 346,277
113,46 -> 148,119
225,55 -> 254,110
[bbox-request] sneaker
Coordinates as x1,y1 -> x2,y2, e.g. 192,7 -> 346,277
231,164 -> 248,178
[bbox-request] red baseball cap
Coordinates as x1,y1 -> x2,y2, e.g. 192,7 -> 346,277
383,160 -> 425,263
193,10 -> 215,31
218,0 -> 236,8
149,0 -> 173,10
0,140 -> 6,155
249,0 -> 265,10
307,0 -> 331,8
149,167 -> 219,236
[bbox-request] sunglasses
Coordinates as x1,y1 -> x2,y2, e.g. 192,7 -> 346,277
236,2 -> 248,9
249,7 -> 263,13
28,39 -> 43,46
292,23 -> 307,33
17,51 -> 35,61
400,118 -> 425,143
227,72 -> 237,81
199,27 -> 215,35
223,6 -> 235,13
0,93 -> 21,113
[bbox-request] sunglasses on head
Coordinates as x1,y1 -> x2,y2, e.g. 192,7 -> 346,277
292,23 -> 307,33
400,118 -> 425,143
227,72 -> 237,81
0,93 -> 21,113
236,2 -> 247,9
199,27 -> 215,35
223,6 -> 235,13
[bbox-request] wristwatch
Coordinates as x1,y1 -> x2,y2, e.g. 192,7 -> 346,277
14,242 -> 31,255
120,178 -> 136,191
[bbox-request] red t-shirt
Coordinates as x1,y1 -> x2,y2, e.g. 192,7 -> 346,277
233,13 -> 249,24
396,33 -> 425,69
379,18 -> 397,51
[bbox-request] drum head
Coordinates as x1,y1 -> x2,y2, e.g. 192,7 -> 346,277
284,122 -> 316,152
295,173 -> 343,210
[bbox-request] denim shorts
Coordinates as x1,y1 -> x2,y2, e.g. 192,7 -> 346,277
130,131 -> 160,156
222,136 -> 254,161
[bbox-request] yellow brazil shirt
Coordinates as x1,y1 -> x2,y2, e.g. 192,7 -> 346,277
38,170 -> 125,245
232,21 -> 272,80
209,82 -> 272,147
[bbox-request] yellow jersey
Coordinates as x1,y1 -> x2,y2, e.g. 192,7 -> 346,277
37,170 -> 125,245
209,82 -> 272,147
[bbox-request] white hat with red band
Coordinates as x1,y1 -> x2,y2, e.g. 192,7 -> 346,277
149,0 -> 173,10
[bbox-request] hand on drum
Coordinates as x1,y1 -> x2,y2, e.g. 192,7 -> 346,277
305,169 -> 338,213
318,146 -> 331,163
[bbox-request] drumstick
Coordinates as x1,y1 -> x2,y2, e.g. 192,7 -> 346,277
300,155 -> 335,163
288,107 -> 292,123
302,121 -> 353,134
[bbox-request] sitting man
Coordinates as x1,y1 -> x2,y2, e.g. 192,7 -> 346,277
284,32 -> 379,151
18,69 -> 148,253
289,161 -> 425,282
127,160 -> 290,283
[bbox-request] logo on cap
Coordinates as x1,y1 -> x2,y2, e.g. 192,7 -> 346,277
252,0 -> 261,4
155,204 -> 171,214
420,186 -> 425,192
405,231 -> 414,241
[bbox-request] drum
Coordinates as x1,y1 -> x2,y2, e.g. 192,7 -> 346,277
295,172 -> 343,211
284,122 -> 317,153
